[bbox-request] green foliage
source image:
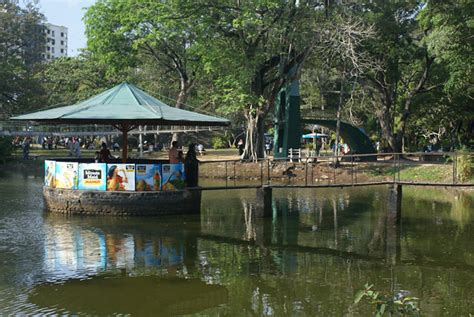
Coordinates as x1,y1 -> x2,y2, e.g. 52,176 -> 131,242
38,53 -> 123,107
354,283 -> 420,316
419,0 -> 473,100
0,137 -> 13,162
0,1 -> 46,115
456,149 -> 473,183
84,0 -> 203,108
211,136 -> 227,150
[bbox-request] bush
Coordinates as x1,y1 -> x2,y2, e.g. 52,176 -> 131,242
456,148 -> 473,183
0,136 -> 13,162
211,136 -> 226,149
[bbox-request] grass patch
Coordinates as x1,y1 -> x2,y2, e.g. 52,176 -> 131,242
362,163 -> 464,183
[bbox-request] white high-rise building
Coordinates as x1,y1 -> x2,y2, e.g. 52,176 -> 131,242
43,23 -> 68,60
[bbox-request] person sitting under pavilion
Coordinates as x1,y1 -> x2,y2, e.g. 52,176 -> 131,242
99,142 -> 113,163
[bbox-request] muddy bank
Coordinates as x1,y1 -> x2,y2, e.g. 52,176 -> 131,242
198,160 -> 391,184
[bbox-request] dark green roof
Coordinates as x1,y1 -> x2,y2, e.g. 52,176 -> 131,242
11,82 -> 229,127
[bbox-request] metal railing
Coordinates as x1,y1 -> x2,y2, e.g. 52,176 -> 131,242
198,152 -> 474,189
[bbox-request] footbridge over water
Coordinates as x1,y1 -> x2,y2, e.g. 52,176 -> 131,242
272,79 -> 376,161
301,118 -> 376,158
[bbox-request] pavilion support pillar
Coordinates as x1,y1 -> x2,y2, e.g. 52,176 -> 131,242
255,186 -> 272,217
122,125 -> 129,163
113,123 -> 134,163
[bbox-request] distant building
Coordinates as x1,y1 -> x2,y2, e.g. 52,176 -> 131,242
42,23 -> 67,61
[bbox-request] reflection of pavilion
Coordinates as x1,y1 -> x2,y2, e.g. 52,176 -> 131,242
42,217 -> 190,277
33,186 -> 474,315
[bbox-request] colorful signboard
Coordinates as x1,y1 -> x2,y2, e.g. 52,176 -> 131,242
44,160 -> 56,187
135,164 -> 162,191
55,162 -> 78,189
106,164 -> 136,191
78,163 -> 107,191
161,163 -> 186,191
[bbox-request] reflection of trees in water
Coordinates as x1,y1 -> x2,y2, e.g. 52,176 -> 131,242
35,186 -> 474,316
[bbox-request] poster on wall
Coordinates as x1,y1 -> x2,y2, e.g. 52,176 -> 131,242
44,160 -> 56,187
135,164 -> 162,191
55,162 -> 78,189
78,163 -> 107,191
161,164 -> 186,191
106,164 -> 135,191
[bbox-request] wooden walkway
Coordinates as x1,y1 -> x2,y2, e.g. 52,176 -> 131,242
197,181 -> 474,191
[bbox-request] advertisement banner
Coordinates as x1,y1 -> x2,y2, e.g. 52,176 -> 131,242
78,163 -> 107,191
161,163 -> 186,191
135,164 -> 162,191
55,162 -> 78,189
44,160 -> 56,187
106,164 -> 136,191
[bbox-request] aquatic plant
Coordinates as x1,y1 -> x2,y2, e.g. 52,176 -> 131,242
354,283 -> 419,316
456,148 -> 473,183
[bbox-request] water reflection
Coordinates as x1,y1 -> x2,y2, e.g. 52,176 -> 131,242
29,276 -> 228,316
42,215 -> 194,279
1,168 -> 474,315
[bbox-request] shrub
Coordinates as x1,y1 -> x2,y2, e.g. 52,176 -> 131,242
456,148 -> 473,183
211,136 -> 226,149
0,136 -> 13,163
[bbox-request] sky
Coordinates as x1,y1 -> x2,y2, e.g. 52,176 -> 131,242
37,0 -> 97,56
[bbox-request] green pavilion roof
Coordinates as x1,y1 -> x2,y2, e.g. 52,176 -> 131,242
11,82 -> 229,127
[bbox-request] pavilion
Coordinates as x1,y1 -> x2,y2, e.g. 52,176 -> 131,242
11,82 -> 230,161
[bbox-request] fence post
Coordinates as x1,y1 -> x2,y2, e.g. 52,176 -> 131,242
311,161 -> 314,185
305,159 -> 308,187
397,153 -> 401,182
453,152 -> 457,184
225,161 -> 228,188
233,161 -> 236,187
260,160 -> 263,186
351,155 -> 354,186
355,157 -> 358,184
393,154 -> 397,183
267,159 -> 270,185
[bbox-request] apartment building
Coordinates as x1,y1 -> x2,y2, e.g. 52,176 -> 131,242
43,23 -> 68,60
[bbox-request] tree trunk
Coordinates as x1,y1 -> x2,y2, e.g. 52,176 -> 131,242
173,77 -> 193,142
374,98 -> 401,153
242,111 -> 265,161
335,75 -> 344,157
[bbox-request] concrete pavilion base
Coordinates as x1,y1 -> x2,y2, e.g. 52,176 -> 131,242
43,187 -> 202,216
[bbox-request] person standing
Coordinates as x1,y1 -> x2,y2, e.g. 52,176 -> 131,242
185,143 -> 199,187
168,141 -> 182,164
237,139 -> 244,156
72,137 -> 81,158
22,137 -> 31,160
99,142 -> 113,163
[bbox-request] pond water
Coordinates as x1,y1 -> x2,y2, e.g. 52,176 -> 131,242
0,168 -> 473,315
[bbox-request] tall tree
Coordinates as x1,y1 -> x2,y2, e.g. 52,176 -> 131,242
37,52 -> 124,107
191,0 -> 322,159
0,0 -> 45,115
84,0 -> 200,109
360,1 -> 442,152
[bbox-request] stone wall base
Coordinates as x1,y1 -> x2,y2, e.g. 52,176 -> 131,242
43,187 -> 202,216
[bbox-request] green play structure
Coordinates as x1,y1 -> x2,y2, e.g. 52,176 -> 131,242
273,80 -> 376,161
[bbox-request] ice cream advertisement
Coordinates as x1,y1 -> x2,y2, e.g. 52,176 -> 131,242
44,160 -> 56,187
78,163 -> 107,191
55,162 -> 78,189
161,164 -> 186,191
106,164 -> 135,191
135,164 -> 162,191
